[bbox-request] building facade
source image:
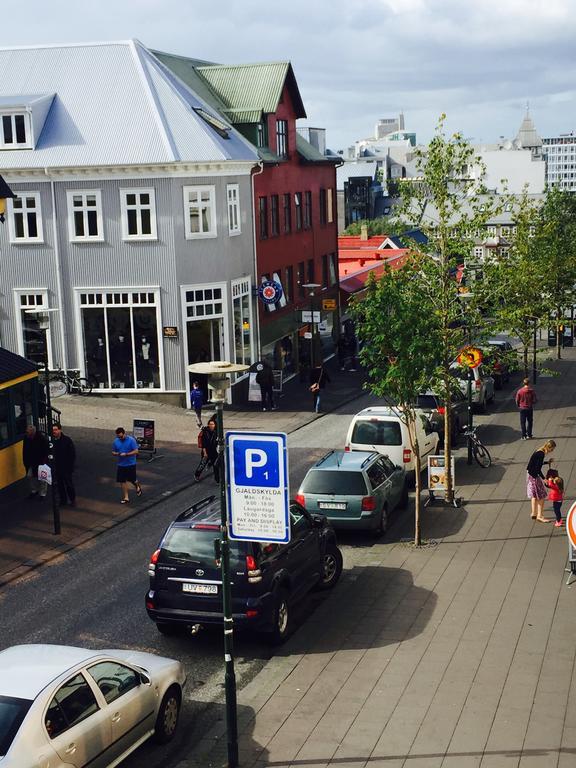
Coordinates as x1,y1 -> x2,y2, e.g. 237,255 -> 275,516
155,53 -> 341,380
0,41 -> 259,407
543,134 -> 576,191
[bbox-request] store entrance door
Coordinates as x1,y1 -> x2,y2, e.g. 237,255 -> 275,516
186,319 -> 224,406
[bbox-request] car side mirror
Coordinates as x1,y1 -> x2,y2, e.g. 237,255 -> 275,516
139,671 -> 151,686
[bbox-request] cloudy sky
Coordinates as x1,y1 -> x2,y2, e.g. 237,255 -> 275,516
2,0 -> 574,151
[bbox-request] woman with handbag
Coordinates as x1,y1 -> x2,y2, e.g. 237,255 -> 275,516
309,364 -> 330,413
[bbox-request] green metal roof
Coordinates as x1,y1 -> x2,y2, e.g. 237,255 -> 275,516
222,107 -> 263,125
196,62 -> 306,119
152,50 -> 230,114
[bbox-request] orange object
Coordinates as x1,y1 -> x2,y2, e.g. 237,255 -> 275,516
457,346 -> 483,369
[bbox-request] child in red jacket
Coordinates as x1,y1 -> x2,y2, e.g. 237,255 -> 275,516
545,464 -> 564,528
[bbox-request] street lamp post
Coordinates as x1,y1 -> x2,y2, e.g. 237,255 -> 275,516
26,309 -> 60,535
302,283 -> 321,371
188,360 -> 248,768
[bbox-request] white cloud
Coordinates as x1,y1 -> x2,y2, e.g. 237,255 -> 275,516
1,0 -> 575,150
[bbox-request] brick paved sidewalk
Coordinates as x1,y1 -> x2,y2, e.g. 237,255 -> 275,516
185,349 -> 576,768
0,359 -> 364,585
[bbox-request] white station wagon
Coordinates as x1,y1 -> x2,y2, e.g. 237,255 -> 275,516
0,644 -> 186,768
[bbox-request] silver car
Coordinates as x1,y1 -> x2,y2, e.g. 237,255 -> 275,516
0,644 -> 186,767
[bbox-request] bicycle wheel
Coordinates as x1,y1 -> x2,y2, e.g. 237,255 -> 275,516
76,377 -> 93,395
49,378 -> 68,398
473,441 -> 491,468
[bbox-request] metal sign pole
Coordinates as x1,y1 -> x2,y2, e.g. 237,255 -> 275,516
467,368 -> 473,466
216,399 -> 238,768
43,328 -> 60,535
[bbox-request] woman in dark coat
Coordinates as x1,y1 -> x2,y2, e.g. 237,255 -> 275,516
526,439 -> 556,522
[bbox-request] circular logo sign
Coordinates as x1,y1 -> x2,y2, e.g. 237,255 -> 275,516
457,346 -> 483,369
258,280 -> 283,305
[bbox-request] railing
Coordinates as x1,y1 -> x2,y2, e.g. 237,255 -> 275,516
38,401 -> 61,434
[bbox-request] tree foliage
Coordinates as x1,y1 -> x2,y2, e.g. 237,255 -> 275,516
350,257 -> 439,545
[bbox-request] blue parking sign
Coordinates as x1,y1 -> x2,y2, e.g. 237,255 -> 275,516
226,432 -> 289,543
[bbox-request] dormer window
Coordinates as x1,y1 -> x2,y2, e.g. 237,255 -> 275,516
1,113 -> 29,148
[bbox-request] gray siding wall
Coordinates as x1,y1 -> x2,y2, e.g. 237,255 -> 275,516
0,170 -> 255,392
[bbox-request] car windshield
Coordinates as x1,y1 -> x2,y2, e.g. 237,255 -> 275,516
351,420 -> 402,446
416,395 -> 438,410
0,695 -> 32,756
161,528 -> 243,565
301,470 -> 368,496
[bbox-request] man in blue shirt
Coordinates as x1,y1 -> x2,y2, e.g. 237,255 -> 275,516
112,427 -> 142,504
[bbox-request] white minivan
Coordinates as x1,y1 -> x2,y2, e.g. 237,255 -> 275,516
344,407 -> 440,481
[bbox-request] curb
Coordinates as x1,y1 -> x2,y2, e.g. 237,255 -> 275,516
0,385 -> 367,590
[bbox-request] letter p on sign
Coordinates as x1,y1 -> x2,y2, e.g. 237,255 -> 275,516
246,449 -> 267,478
232,438 -> 280,487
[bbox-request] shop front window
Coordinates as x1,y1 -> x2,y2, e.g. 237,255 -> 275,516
80,291 -> 160,390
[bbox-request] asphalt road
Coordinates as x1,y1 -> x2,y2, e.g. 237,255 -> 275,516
0,387 -> 498,766
0,390 -> 378,767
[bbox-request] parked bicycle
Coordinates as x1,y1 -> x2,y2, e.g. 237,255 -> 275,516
463,426 -> 491,468
49,368 -> 94,397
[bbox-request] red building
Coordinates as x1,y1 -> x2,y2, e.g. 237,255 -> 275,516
155,53 -> 341,379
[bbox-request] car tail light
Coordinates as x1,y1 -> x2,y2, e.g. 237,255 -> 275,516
361,496 -> 376,511
344,445 -> 350,452
437,406 -> 446,415
246,609 -> 259,619
148,549 -> 160,577
295,493 -> 305,507
403,448 -> 411,463
146,590 -> 155,610
246,554 -> 262,584
475,380 -> 481,390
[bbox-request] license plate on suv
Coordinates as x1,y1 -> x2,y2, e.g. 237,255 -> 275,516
182,583 -> 218,595
319,502 -> 347,510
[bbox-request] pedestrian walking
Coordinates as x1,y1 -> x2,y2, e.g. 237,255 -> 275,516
526,439 -> 556,522
545,462 -> 564,528
515,377 -> 537,440
309,364 -> 330,413
190,381 -> 204,427
52,424 -> 76,506
255,361 -> 277,411
337,336 -> 349,371
112,427 -> 142,504
194,417 -> 220,483
22,425 -> 49,500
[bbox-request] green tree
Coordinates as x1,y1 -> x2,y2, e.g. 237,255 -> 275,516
350,257 -> 439,545
475,191 -> 546,378
538,188 -> 576,359
394,116 -> 499,501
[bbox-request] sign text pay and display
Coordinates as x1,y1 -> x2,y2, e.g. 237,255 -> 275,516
226,432 -> 290,543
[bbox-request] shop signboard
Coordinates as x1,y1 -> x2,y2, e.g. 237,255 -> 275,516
133,419 -> 155,453
427,455 -> 456,497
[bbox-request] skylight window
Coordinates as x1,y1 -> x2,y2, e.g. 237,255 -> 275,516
193,108 -> 230,139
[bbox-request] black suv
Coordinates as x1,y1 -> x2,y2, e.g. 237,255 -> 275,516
145,496 -> 343,643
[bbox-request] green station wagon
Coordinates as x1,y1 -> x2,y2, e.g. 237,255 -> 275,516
296,450 -> 408,535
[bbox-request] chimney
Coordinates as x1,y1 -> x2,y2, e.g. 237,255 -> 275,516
360,224 -> 368,241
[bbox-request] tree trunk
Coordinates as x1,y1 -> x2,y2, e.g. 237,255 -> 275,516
557,308 -> 562,360
408,417 -> 421,546
443,389 -> 453,503
523,345 -> 529,379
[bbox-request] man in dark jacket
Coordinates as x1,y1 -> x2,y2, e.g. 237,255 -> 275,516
255,361 -> 277,411
52,424 -> 76,506
22,425 -> 49,499
194,417 -> 221,483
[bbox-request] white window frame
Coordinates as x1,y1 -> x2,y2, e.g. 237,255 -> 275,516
13,289 -> 54,368
231,277 -> 254,374
227,184 -> 241,236
7,192 -> 44,243
327,188 -> 334,223
74,287 -> 165,391
119,188 -> 157,240
0,112 -> 31,149
473,246 -> 484,259
183,185 -> 217,239
66,190 -> 104,242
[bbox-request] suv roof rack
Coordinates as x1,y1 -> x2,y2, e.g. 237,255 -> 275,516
176,495 -> 216,522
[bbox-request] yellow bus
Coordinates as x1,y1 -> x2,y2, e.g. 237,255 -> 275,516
0,348 -> 41,491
